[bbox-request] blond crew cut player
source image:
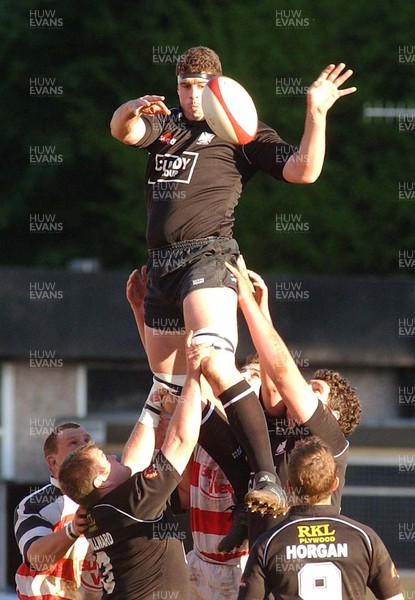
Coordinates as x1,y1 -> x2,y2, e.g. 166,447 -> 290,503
59,334 -> 214,600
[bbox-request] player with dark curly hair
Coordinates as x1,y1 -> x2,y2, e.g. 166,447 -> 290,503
218,257 -> 362,548
312,368 -> 361,437
225,257 -> 361,504
175,46 -> 222,79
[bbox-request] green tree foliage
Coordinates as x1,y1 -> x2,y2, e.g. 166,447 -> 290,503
1,0 -> 414,273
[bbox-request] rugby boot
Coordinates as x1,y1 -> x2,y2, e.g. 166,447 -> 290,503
245,474 -> 288,517
218,502 -> 248,553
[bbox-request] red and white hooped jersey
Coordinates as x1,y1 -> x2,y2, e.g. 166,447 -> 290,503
190,445 -> 248,564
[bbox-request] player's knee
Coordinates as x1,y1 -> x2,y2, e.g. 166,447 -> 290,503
201,352 -> 238,390
191,329 -> 240,393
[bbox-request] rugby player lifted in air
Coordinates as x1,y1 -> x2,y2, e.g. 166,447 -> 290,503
110,46 -> 357,513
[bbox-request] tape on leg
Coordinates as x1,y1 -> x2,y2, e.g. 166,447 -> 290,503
191,328 -> 235,354
153,373 -> 186,397
138,374 -> 187,426
138,379 -> 162,427
138,403 -> 161,428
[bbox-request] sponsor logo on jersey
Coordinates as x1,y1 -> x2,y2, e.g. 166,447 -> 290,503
196,131 -> 215,145
80,557 -> 102,591
87,513 -> 98,532
143,463 -> 159,479
232,446 -> 243,459
199,463 -> 233,499
297,523 -> 336,543
275,440 -> 287,455
149,151 -> 199,184
285,523 -> 348,560
159,132 -> 177,145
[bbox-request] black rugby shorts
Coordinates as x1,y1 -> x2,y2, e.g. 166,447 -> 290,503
144,237 -> 240,331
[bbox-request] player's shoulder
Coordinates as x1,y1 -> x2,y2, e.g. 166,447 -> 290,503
139,107 -> 185,146
306,400 -> 348,453
254,515 -> 294,549
334,513 -> 377,535
16,482 -> 60,514
251,120 -> 280,141
321,512 -> 384,551
242,120 -> 294,169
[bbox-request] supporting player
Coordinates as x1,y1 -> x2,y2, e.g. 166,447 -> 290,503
237,437 -> 403,600
111,46 -> 357,512
225,256 -> 361,543
127,268 -> 250,597
59,333 -> 210,600
226,256 -> 361,504
14,423 -> 101,600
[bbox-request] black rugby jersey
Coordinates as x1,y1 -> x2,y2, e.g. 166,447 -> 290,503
135,109 -> 295,248
238,505 -> 402,600
85,451 -> 189,600
265,399 -> 349,512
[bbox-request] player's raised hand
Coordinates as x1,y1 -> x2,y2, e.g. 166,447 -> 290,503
245,268 -> 272,322
226,255 -> 256,306
307,63 -> 356,115
126,266 -> 147,309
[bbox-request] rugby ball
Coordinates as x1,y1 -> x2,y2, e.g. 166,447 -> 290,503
202,76 -> 258,145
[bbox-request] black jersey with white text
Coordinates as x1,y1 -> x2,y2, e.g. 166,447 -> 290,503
266,400 -> 349,512
238,505 -> 402,600
135,109 -> 295,248
85,451 -> 188,600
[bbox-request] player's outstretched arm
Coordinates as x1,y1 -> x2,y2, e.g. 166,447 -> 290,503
23,506 -> 89,570
245,268 -> 285,416
122,399 -> 158,473
162,333 -> 211,475
110,95 -> 170,145
124,266 -> 158,472
227,257 -> 318,424
283,63 -> 356,184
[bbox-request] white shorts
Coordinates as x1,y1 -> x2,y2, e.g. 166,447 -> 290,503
186,549 -> 248,600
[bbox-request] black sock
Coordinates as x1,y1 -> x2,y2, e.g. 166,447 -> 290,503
198,401 -> 252,502
218,380 -> 281,486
